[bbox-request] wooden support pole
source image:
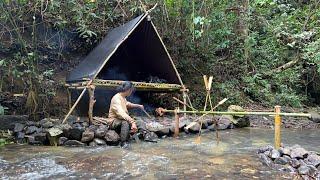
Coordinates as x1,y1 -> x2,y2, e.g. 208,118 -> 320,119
183,91 -> 187,117
88,85 -> 96,125
274,105 -> 281,149
174,109 -> 179,138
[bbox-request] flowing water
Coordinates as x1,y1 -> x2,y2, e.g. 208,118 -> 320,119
0,128 -> 319,179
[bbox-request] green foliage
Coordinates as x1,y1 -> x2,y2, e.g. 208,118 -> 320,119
0,0 -> 320,115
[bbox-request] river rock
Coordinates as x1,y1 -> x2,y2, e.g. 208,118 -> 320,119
69,125 -> 85,141
104,130 -> 120,145
143,132 -> 158,143
269,149 -> 280,159
184,122 -> 201,133
279,147 -> 291,156
258,145 -> 274,153
280,165 -> 296,173
228,105 -> 245,117
274,157 -> 288,165
93,138 -> 106,145
290,159 -> 301,168
27,136 -> 41,145
15,132 -> 25,143
307,165 -> 318,176
34,133 -> 47,144
259,153 -> 273,167
58,137 -> 68,146
234,116 -> 250,128
25,126 -> 38,134
87,125 -> 98,131
46,127 -> 63,146
305,153 -> 320,167
298,165 -> 310,175
42,121 -> 54,129
136,120 -> 147,131
217,116 -> 232,130
40,118 -> 55,128
95,125 -> 108,139
291,147 -> 308,159
207,124 -> 216,131
13,123 -> 25,133
64,140 -> 85,146
81,130 -> 94,142
146,122 -> 170,136
89,141 -> 98,146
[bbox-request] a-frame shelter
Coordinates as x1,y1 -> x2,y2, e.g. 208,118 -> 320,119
64,10 -> 186,122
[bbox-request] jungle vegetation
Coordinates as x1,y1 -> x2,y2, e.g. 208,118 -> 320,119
0,0 -> 319,117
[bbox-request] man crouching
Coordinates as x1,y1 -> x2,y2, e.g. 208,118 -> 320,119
108,81 -> 144,146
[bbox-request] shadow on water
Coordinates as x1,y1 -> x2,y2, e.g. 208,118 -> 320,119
0,128 -> 319,179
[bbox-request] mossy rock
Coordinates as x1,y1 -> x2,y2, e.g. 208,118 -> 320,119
228,105 -> 245,118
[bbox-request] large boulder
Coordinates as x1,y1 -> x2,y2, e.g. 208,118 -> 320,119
81,130 -> 94,143
104,130 -> 120,145
64,140 -> 85,146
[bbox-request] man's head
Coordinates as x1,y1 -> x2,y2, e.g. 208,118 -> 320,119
117,81 -> 135,97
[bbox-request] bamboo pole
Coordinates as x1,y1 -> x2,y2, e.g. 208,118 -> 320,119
274,106 -> 281,149
173,97 -> 196,111
161,109 -> 312,118
62,88 -> 86,124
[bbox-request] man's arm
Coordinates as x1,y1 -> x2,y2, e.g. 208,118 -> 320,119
126,101 -> 144,109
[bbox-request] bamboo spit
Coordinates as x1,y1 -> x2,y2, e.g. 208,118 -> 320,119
65,79 -> 182,92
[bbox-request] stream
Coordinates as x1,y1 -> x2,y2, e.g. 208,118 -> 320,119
0,128 -> 319,179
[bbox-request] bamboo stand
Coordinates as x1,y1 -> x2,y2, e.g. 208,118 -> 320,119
274,106 -> 281,149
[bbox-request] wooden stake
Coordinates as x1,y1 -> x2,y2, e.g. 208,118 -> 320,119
174,109 -> 179,138
88,85 -> 96,125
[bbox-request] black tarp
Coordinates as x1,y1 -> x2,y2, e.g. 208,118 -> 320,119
66,13 -> 183,116
66,14 -> 181,85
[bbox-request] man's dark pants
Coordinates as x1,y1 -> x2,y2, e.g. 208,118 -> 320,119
111,119 -> 130,142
